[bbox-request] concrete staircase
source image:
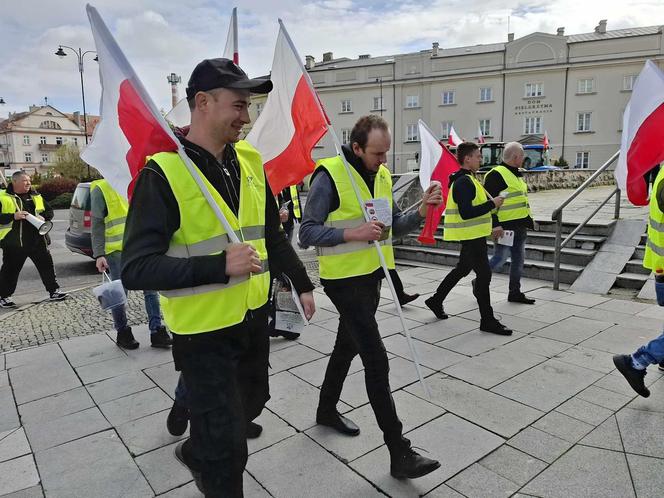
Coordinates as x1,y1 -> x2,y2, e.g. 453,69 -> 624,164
394,219 -> 614,285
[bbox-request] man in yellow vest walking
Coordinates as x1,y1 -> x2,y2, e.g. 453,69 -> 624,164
91,179 -> 172,349
121,58 -> 315,496
300,115 -> 442,479
613,165 -> 664,398
484,142 -> 536,305
424,142 -> 512,335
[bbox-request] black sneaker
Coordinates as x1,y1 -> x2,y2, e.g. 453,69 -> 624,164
116,326 -> 139,350
390,447 -> 441,479
166,401 -> 189,436
174,441 -> 204,495
0,297 -> 17,308
49,291 -> 67,301
659,362 -> 664,373
613,354 -> 650,397
424,297 -> 448,319
246,421 -> 263,439
480,320 -> 513,336
272,330 -> 301,340
151,326 -> 173,348
508,293 -> 536,305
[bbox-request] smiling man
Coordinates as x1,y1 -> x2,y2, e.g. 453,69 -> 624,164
121,58 -> 315,496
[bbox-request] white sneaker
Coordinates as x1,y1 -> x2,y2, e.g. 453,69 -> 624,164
0,297 -> 17,308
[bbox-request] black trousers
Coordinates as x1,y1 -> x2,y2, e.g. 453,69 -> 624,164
319,280 -> 408,452
172,306 -> 270,498
0,241 -> 59,297
388,269 -> 405,299
431,237 -> 495,321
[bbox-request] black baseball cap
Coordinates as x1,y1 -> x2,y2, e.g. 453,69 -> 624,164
186,58 -> 272,100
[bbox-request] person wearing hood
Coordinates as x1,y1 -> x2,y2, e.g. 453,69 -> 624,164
0,171 -> 66,307
299,114 -> 442,480
424,141 -> 512,335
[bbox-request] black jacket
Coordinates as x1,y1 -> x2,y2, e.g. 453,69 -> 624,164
0,184 -> 54,249
448,169 -> 495,220
483,162 -> 534,230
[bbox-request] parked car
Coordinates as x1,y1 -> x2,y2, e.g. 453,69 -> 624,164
64,182 -> 93,258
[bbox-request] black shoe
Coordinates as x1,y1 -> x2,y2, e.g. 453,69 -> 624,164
316,410 -> 360,436
390,447 -> 441,479
0,297 -> 17,308
613,354 -> 650,397
508,293 -> 536,304
166,401 -> 189,436
116,326 -> 139,350
151,326 -> 173,348
424,297 -> 448,320
276,330 -> 301,340
49,291 -> 67,301
174,441 -> 204,494
480,320 -> 513,336
398,293 -> 420,307
659,362 -> 664,373
246,421 -> 263,439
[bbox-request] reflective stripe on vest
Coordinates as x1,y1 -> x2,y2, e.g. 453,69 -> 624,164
644,167 -> 664,271
90,179 -> 128,254
443,174 -> 492,241
486,165 -> 531,223
290,185 -> 301,219
0,191 -> 45,242
315,156 -> 395,280
151,140 -> 270,334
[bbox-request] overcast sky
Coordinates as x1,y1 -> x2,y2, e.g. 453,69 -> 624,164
1,0 -> 662,120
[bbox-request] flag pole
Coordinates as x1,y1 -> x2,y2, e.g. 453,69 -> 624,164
278,20 -> 430,398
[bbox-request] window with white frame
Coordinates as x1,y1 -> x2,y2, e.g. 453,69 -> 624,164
39,136 -> 47,145
479,87 -> 493,102
341,129 -> 351,145
525,82 -> 543,97
406,95 -> 419,108
441,91 -> 455,105
372,96 -> 384,110
55,136 -> 63,145
24,152 -> 32,162
479,119 -> 491,137
255,103 -> 264,116
341,99 -> 352,113
577,78 -> 594,94
524,116 -> 542,134
406,124 -> 419,142
23,135 -> 30,145
623,75 -> 637,91
575,151 -> 590,169
577,112 -> 592,132
41,153 -> 49,163
441,121 -> 453,139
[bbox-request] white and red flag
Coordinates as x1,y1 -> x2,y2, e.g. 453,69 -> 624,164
477,125 -> 485,144
81,4 -> 178,199
448,125 -> 462,147
246,20 -> 329,195
616,60 -> 664,206
222,7 -> 239,64
418,120 -> 460,245
543,131 -> 549,149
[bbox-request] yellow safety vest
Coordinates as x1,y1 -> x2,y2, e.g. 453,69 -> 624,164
485,165 -> 531,224
0,190 -> 45,242
443,173 -> 492,241
150,141 -> 270,334
90,179 -> 128,255
315,156 -> 395,280
290,185 -> 301,219
644,167 -> 664,271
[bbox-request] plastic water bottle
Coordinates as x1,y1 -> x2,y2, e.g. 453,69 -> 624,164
655,269 -> 664,306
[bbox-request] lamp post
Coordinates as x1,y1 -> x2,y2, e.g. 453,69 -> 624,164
55,45 -> 97,178
375,77 -> 383,116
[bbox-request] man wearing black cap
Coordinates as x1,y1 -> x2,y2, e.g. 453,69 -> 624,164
121,58 -> 316,497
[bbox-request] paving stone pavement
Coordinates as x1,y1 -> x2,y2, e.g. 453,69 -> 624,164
2,260 -> 664,497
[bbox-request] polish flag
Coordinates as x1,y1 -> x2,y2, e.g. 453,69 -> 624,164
543,131 -> 549,149
166,7 -> 239,128
418,120 -> 460,245
448,125 -> 462,147
81,4 -> 178,199
246,21 -> 329,195
477,125 -> 485,144
616,60 -> 664,206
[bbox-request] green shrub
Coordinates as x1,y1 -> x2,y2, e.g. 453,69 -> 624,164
38,177 -> 78,201
50,192 -> 74,209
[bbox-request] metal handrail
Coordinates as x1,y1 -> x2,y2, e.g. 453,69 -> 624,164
551,150 -> 621,289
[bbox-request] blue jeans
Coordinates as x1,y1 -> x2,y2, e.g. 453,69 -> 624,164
106,252 -> 162,333
633,331 -> 664,368
489,226 -> 527,295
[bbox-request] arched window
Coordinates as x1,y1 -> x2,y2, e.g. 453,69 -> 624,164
39,120 -> 61,130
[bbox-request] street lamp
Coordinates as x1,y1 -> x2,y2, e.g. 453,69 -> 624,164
55,45 -> 97,178
375,78 -> 383,116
